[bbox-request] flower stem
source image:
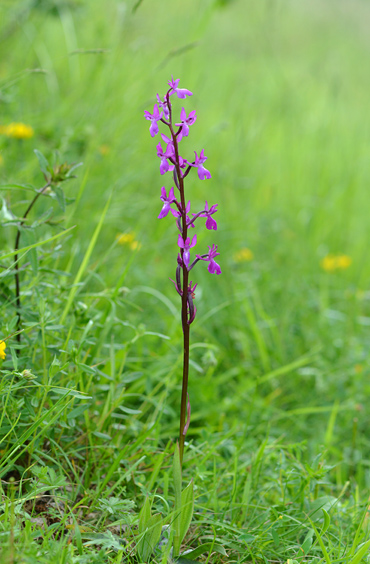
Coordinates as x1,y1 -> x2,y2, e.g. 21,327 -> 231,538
14,182 -> 50,344
168,106 -> 190,467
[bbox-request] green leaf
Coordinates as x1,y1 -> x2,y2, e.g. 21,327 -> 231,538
271,528 -> 280,547
0,197 -> 15,221
67,403 -> 91,420
137,513 -> 163,562
53,185 -> 66,212
179,480 -> 194,546
76,362 -> 96,374
181,542 -> 227,560
34,149 -> 50,178
321,509 -> 331,535
118,405 -> 142,415
349,539 -> 370,564
139,497 -> 151,534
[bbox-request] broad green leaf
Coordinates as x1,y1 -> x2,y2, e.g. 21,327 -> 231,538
137,513 -> 162,562
139,497 -> 151,534
179,480 -> 194,546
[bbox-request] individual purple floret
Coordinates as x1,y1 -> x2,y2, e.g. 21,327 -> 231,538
144,104 -> 163,137
156,142 -> 175,175
196,244 -> 221,274
200,201 -> 218,230
168,76 -> 193,99
161,134 -> 175,157
156,93 -> 170,119
178,234 -> 197,267
158,186 -> 176,219
189,150 -> 211,180
175,108 -> 197,137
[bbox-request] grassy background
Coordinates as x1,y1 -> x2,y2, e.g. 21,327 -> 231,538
2,0 -> 370,562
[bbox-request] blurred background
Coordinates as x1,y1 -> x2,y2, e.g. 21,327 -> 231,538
1,0 -> 370,465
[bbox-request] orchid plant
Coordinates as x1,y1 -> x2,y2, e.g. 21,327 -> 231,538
145,76 -> 221,465
139,78 -> 221,561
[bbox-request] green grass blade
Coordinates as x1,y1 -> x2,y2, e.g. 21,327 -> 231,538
60,191 -> 112,323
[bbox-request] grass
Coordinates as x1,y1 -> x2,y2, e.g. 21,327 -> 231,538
1,0 -> 370,562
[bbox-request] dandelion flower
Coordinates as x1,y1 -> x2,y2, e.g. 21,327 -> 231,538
0,341 -> 6,360
1,122 -> 34,139
234,247 -> 254,263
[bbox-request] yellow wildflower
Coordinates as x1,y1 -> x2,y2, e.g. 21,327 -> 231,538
321,254 -> 352,273
1,122 -> 34,139
233,247 -> 254,263
116,232 -> 141,251
0,340 -> 6,360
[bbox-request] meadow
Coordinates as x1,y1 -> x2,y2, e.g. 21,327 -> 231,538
1,0 -> 370,562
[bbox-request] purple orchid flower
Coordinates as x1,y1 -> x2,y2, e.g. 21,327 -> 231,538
200,201 -> 218,230
161,133 -> 175,157
156,93 -> 169,119
175,108 -> 197,137
178,234 -> 197,267
158,186 -> 176,219
189,149 -> 211,180
156,142 -> 175,175
144,104 -> 163,137
196,244 -> 221,274
168,76 -> 193,99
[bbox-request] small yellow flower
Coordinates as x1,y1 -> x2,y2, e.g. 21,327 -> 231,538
321,254 -> 352,273
0,340 -> 6,360
233,247 -> 254,263
116,232 -> 141,251
1,122 -> 34,139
